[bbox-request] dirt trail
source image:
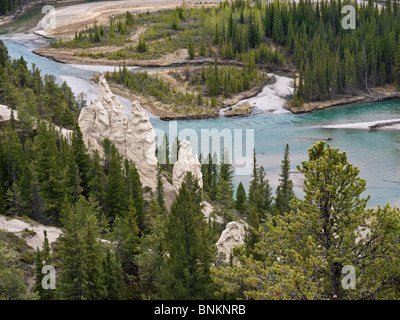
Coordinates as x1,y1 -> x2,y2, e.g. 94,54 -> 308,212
0,215 -> 62,250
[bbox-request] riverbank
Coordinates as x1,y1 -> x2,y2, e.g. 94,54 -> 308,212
285,85 -> 400,114
106,81 -> 218,120
106,79 -> 267,120
33,46 -> 294,71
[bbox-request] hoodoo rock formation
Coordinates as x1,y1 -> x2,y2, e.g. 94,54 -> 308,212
78,73 -> 158,189
172,139 -> 203,191
0,104 -> 16,122
216,221 -> 246,264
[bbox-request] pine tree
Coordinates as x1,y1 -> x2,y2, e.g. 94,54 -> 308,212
188,35 -> 195,59
156,164 -> 167,214
34,248 -> 44,299
112,197 -> 141,277
136,36 -> 147,53
209,152 -> 219,200
59,199 -> 86,299
33,122 -> 68,224
254,166 -> 273,221
87,150 -> 106,208
102,249 -> 124,299
29,164 -> 45,223
59,196 -> 107,300
216,149 -> 234,208
199,34 -> 207,57
5,182 -> 22,216
235,182 -> 247,215
0,40 -> 9,67
275,144 -> 295,215
248,148 -> 258,205
34,231 -> 53,300
125,159 -> 144,228
71,123 -> 90,194
394,46 -> 400,89
81,198 -> 107,300
156,172 -> 215,299
105,144 -> 127,220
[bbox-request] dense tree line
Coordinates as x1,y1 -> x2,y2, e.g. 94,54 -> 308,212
0,0 -> 32,15
282,0 -> 400,103
189,55 -> 266,98
106,66 -> 217,114
52,3 -> 286,69
0,41 -> 79,128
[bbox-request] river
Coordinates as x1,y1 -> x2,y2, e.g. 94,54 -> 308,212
1,4 -> 400,208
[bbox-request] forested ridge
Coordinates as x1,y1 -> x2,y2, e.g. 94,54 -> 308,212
0,41 -> 80,128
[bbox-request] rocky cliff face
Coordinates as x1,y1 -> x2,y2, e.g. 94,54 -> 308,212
172,139 -> 203,191
78,73 -> 158,189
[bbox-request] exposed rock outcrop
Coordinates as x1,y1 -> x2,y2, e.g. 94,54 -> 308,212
172,139 -> 203,191
216,221 -> 247,264
224,101 -> 251,117
202,201 -> 223,224
0,104 -> 18,122
78,73 -> 158,189
0,215 -> 62,251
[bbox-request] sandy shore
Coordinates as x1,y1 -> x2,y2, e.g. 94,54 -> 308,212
31,0 -> 223,38
221,74 -> 294,116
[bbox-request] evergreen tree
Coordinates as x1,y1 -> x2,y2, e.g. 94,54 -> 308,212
156,172 -> 215,299
216,149 -> 234,209
71,123 -> 90,194
156,164 -> 167,214
394,46 -> 400,88
112,197 -> 141,277
105,144 -> 127,220
102,249 -> 124,299
125,159 -> 145,228
87,150 -> 106,208
59,196 -> 107,300
235,182 -> 247,215
275,144 -> 295,215
34,248 -> 44,299
188,35 -> 195,59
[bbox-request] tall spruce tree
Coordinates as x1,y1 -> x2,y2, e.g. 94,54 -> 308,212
235,182 -> 247,215
156,172 -> 215,299
105,144 -> 127,220
275,144 -> 295,215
